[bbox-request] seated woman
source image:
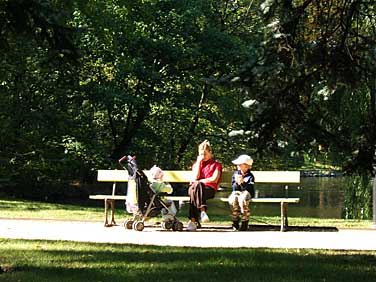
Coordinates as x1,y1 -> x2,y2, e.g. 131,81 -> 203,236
187,140 -> 222,231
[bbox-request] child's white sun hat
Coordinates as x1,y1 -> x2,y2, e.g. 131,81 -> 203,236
232,154 -> 253,166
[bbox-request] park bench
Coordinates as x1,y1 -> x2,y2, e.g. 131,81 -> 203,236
90,169 -> 300,231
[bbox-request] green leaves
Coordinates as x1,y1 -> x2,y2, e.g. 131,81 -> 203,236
230,0 -> 376,173
3,0 -> 376,201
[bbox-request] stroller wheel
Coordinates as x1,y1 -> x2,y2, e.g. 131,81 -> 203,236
172,221 -> 184,231
133,221 -> 144,231
164,221 -> 173,230
124,220 -> 134,230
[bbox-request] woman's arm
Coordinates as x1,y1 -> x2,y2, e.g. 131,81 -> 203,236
192,154 -> 205,180
199,168 -> 221,184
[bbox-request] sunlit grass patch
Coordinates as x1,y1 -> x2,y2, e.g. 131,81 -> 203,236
0,239 -> 375,282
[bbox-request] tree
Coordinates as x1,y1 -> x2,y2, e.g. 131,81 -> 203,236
227,0 -> 376,219
0,0 -> 85,192
73,0 -> 258,168
230,0 -> 376,172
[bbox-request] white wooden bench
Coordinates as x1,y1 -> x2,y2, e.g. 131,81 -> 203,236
90,170 -> 300,231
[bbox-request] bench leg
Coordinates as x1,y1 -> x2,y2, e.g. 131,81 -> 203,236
104,199 -> 116,227
104,199 -> 109,227
280,202 -> 289,232
109,200 -> 116,226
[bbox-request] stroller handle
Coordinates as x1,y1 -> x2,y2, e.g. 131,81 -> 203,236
118,155 -> 127,163
118,155 -> 136,164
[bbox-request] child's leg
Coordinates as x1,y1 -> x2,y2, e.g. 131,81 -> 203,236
239,191 -> 251,231
229,191 -> 241,230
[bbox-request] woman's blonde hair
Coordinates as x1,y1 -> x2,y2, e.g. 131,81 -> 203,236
198,140 -> 212,153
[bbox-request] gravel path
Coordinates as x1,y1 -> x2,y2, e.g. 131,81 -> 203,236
1,218 -> 376,250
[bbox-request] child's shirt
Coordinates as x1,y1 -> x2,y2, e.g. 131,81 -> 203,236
231,169 -> 255,197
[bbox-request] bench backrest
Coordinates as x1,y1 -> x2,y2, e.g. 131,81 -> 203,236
97,170 -> 300,184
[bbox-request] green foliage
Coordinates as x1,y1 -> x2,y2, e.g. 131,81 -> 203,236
343,175 -> 373,220
1,0 -> 376,212
1,0 -> 261,198
231,0 -> 376,174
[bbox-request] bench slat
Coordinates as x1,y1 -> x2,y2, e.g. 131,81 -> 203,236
89,195 -> 127,200
97,170 -> 194,183
97,170 -> 300,183
89,195 -> 300,204
220,197 -> 300,203
245,171 -> 300,183
97,170 -> 128,182
149,170 -> 194,183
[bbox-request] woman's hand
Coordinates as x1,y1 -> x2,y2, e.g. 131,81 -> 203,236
196,154 -> 204,163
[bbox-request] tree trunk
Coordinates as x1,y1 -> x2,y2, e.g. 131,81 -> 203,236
370,76 -> 376,228
107,107 -> 118,146
373,175 -> 376,228
174,83 -> 209,166
110,104 -> 149,161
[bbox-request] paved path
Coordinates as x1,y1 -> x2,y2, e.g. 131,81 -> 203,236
1,218 -> 376,251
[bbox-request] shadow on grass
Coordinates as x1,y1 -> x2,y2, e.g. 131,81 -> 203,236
1,239 -> 376,282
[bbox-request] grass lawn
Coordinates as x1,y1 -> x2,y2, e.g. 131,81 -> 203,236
0,198 -> 104,221
0,239 -> 375,282
0,197 -> 373,229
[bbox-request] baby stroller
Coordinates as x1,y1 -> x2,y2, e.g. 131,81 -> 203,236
119,155 -> 183,231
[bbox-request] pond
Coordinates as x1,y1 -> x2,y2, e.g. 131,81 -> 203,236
180,177 -> 346,219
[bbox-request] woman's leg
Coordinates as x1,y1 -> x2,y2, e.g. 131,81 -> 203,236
202,186 -> 215,211
188,182 -> 202,221
188,182 -> 215,220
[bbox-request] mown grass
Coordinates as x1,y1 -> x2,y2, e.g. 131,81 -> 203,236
0,197 -> 373,229
0,239 -> 375,282
0,198 -> 104,221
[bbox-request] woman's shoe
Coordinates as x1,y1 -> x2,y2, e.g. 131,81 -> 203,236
186,220 -> 197,231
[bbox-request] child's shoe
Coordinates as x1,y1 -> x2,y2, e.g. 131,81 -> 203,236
240,220 -> 249,231
232,220 -> 240,231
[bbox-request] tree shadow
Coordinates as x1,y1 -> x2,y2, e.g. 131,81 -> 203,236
248,224 -> 339,232
158,224 -> 339,232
